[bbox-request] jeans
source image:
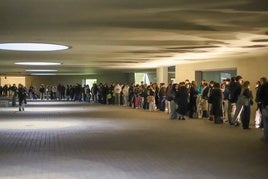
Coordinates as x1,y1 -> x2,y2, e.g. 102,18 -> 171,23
262,107 -> 268,141
123,96 -> 128,106
241,105 -> 250,129
169,100 -> 177,119
114,93 -> 121,105
223,100 -> 229,120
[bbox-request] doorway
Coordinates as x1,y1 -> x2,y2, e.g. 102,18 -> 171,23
84,79 -> 97,89
195,69 -> 236,83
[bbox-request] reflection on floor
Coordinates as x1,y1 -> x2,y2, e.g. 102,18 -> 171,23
0,101 -> 267,179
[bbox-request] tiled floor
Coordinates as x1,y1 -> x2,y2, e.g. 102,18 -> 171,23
0,101 -> 267,179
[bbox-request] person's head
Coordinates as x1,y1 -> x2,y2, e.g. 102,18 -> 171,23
172,83 -> 177,91
256,81 -> 261,88
260,77 -> 267,85
213,82 -> 220,89
180,82 -> 186,86
191,81 -> 197,87
236,75 -> 243,84
221,83 -> 226,89
209,81 -> 214,87
225,78 -> 230,85
242,81 -> 250,93
201,80 -> 206,85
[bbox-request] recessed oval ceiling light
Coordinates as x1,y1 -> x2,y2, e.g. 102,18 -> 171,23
0,43 -> 69,51
15,62 -> 61,66
30,73 -> 57,76
25,69 -> 58,72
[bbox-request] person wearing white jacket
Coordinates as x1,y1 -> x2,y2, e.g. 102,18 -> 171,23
114,83 -> 122,105
122,84 -> 129,106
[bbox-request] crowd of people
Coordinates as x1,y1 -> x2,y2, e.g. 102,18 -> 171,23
0,75 -> 267,142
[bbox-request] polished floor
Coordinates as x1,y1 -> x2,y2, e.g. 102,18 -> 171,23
0,101 -> 267,179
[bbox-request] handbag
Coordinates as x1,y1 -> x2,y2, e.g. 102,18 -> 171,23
255,109 -> 262,128
107,93 -> 112,99
237,95 -> 250,106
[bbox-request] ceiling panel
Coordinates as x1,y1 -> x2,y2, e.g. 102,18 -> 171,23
0,0 -> 268,76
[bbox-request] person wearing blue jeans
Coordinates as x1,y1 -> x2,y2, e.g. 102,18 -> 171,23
167,84 -> 178,120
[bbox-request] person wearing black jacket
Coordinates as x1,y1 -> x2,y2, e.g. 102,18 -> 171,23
189,81 -> 198,118
175,82 -> 188,120
201,82 -> 209,118
239,81 -> 253,129
208,83 -> 223,124
255,77 -> 267,128
228,75 -> 243,125
258,77 -> 268,142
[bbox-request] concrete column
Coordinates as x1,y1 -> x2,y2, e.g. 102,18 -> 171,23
156,66 -> 168,85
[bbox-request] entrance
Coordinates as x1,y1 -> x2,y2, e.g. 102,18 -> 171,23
84,79 -> 97,89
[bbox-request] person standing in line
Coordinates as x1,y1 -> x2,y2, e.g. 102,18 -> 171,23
165,81 -> 173,113
175,82 -> 188,120
255,77 -> 267,128
189,81 -> 198,118
222,79 -> 230,121
166,83 -> 178,120
228,76 -> 243,125
258,77 -> 268,142
158,83 -> 167,112
122,84 -> 129,106
39,84 -> 45,100
114,83 -> 122,105
197,80 -> 206,95
91,83 -> 98,103
239,81 -> 253,129
208,82 -> 223,124
201,82 -> 209,118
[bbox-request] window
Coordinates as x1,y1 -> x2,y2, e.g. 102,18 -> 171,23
135,73 -> 150,85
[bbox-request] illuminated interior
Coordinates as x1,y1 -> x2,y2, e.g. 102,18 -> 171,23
0,76 -> 25,86
0,43 -> 69,51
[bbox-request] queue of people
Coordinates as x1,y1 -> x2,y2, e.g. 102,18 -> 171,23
1,75 -> 267,142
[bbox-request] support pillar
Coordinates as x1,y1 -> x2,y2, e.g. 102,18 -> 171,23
156,66 -> 168,85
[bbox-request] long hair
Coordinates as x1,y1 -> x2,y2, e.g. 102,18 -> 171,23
241,81 -> 250,94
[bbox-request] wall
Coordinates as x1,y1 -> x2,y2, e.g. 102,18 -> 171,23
176,58 -> 268,85
25,72 -> 134,89
0,76 -> 25,86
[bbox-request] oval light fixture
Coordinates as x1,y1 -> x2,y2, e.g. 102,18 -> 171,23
25,69 -> 58,72
0,43 -> 69,51
15,62 -> 61,66
30,73 -> 57,76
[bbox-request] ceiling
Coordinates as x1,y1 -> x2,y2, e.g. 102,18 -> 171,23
1,0 -> 268,76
